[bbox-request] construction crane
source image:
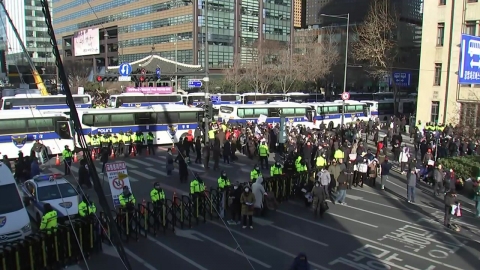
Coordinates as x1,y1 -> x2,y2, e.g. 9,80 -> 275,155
0,2 -> 49,96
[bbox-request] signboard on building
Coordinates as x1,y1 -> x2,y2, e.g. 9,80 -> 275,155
74,28 -> 100,57
124,87 -> 173,94
458,34 -> 480,84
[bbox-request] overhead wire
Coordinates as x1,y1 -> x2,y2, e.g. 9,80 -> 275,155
0,4 -> 91,269
155,104 -> 256,270
0,3 -> 130,269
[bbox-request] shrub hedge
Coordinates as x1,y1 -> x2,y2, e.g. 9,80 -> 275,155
438,156 -> 480,180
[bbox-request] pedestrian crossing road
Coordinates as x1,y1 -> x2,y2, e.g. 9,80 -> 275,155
42,147 -> 480,270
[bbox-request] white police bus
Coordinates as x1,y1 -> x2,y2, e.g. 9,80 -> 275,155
241,93 -> 284,104
184,92 -> 242,106
77,105 -> 204,143
306,100 -> 370,128
361,99 -> 416,122
0,94 -> 92,110
0,110 -> 74,159
108,93 -> 184,108
218,103 -> 315,126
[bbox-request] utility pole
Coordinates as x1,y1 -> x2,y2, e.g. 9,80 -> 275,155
203,0 -> 210,143
175,34 -> 178,92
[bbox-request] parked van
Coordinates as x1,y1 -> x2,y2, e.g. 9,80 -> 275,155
0,163 -> 32,244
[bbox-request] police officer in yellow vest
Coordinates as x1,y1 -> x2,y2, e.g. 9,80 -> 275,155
190,175 -> 206,195
315,154 -> 327,170
270,161 -> 282,177
258,141 -> 269,169
78,195 -> 96,217
218,171 -> 231,189
150,182 -> 165,205
134,131 -> 144,156
91,132 -> 101,158
334,148 -> 345,160
62,145 -> 73,175
250,165 -> 262,183
123,130 -> 132,157
295,156 -> 307,172
208,129 -> 215,146
85,132 -> 93,152
111,133 -> 119,157
40,203 -> 57,233
146,131 -> 155,155
119,186 -> 136,209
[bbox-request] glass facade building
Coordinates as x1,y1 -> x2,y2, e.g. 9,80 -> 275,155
53,0 -> 294,71
1,0 -> 54,67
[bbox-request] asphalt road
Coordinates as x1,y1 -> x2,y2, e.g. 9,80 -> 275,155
37,136 -> 480,270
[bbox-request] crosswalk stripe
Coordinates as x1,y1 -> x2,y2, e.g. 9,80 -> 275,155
122,160 -> 139,169
145,167 -> 167,176
145,157 -> 160,163
130,170 -> 155,180
70,165 -> 79,173
127,159 -> 152,167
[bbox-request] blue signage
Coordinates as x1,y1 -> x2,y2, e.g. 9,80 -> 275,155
119,63 -> 132,76
210,95 -> 220,102
391,72 -> 411,87
188,80 -> 202,88
459,34 -> 480,84
156,67 -> 161,78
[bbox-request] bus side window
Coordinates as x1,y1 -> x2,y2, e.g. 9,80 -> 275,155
116,98 -> 123,108
55,120 -> 71,139
4,101 -> 12,109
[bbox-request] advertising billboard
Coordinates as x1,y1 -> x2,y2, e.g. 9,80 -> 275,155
73,28 -> 100,57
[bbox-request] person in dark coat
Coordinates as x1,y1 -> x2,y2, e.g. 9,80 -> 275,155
78,159 -> 92,189
30,157 -> 41,178
223,140 -> 231,164
175,150 -> 189,183
100,147 -> 109,173
228,182 -> 243,225
195,137 -> 202,164
289,253 -> 311,270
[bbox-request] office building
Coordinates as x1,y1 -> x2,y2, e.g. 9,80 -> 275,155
302,0 -> 422,91
417,0 -> 480,127
0,0 -> 54,67
293,0 -> 305,28
53,0 -> 294,76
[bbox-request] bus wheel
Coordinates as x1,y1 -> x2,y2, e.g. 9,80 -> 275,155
179,132 -> 189,142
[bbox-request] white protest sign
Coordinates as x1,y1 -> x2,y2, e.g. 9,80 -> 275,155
106,161 -> 133,207
257,114 -> 267,124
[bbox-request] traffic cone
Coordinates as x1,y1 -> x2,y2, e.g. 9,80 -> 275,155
110,148 -> 115,159
73,153 -> 78,163
173,191 -> 179,205
130,147 -> 135,157
91,150 -> 95,160
171,143 -> 176,153
55,154 -> 60,166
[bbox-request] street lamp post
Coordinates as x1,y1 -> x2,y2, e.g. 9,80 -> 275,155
320,13 -> 350,126
175,34 -> 178,92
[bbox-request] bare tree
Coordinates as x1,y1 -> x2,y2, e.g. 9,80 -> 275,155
64,60 -> 91,94
298,29 -> 339,90
270,48 -> 303,93
352,0 -> 397,78
242,41 -> 279,93
223,55 -> 244,93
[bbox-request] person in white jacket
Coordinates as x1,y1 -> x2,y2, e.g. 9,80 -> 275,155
252,176 -> 267,216
399,146 -> 410,175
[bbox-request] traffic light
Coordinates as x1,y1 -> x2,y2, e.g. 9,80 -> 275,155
204,103 -> 214,120
95,75 -> 118,82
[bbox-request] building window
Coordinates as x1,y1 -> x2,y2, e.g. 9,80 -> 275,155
437,23 -> 445,46
439,0 -> 446,5
467,0 -> 478,3
434,63 -> 442,86
466,21 -> 477,36
431,102 -> 440,123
